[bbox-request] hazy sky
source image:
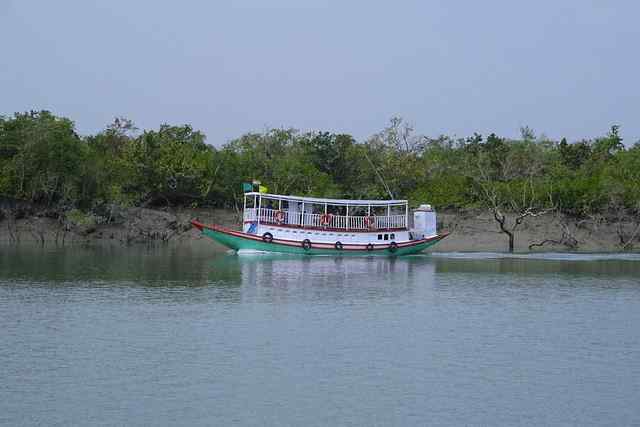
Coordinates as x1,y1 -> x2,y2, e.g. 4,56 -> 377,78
2,1 -> 639,145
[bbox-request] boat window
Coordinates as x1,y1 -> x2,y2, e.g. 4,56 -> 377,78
377,234 -> 382,240
390,233 -> 395,239
384,234 -> 389,240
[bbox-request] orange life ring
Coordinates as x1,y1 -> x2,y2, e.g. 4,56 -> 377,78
364,215 -> 376,230
320,213 -> 333,226
275,210 -> 285,224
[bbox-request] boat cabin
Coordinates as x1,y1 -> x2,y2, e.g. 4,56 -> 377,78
242,192 -> 412,245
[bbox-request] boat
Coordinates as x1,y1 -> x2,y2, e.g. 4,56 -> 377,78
191,192 -> 448,256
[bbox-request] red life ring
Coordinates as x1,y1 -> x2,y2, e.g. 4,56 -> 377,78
275,210 -> 285,224
364,215 -> 376,230
320,213 -> 333,226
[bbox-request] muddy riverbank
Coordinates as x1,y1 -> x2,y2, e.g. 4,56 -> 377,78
1,202 -> 638,252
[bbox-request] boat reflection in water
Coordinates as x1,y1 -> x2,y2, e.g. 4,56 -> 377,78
232,252 -> 436,302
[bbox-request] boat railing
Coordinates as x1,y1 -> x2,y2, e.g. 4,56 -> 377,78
243,207 -> 406,231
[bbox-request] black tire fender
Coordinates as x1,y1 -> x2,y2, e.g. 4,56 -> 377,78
334,241 -> 343,250
366,243 -> 374,252
389,241 -> 398,252
302,239 -> 312,250
262,232 -> 273,243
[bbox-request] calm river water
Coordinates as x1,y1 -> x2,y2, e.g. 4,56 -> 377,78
1,245 -> 639,426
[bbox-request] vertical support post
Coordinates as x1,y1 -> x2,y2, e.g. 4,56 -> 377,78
405,202 -> 408,229
257,194 -> 262,226
323,203 -> 328,228
387,205 -> 391,230
243,194 -> 247,222
301,202 -> 305,228
346,205 -> 349,231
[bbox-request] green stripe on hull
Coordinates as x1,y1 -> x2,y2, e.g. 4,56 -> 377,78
201,228 -> 441,256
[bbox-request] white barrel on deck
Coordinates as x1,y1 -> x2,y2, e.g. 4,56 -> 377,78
413,204 -> 436,238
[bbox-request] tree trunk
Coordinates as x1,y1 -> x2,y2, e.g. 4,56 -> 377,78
493,209 -> 515,252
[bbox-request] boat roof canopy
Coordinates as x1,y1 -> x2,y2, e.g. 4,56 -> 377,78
244,192 -> 407,206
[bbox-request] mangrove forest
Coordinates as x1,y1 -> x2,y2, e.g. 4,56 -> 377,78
1,111 -> 639,237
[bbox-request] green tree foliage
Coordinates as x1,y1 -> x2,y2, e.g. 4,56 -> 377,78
125,123 -> 214,206
1,112 -> 638,219
82,118 -> 138,207
0,111 -> 86,205
559,138 -> 591,170
218,129 -> 341,207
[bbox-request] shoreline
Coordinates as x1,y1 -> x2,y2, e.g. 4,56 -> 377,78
0,206 -> 638,252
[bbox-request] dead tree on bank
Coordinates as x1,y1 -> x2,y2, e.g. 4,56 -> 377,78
529,218 -> 579,250
476,177 -> 554,252
615,211 -> 640,251
466,133 -> 555,252
607,189 -> 640,250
